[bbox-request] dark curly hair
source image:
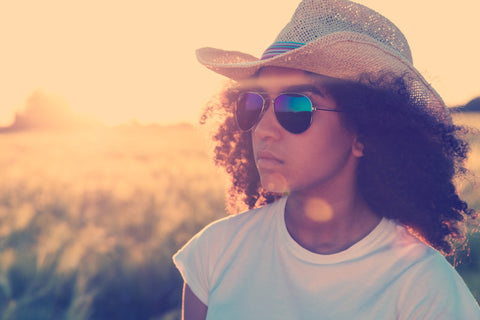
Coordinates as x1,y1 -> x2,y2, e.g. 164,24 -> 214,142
200,72 -> 476,254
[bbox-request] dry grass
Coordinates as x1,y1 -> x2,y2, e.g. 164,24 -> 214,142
0,115 -> 478,318
452,112 -> 480,130
0,125 -> 227,319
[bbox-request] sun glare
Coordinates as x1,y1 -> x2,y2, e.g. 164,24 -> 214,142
0,0 -> 478,127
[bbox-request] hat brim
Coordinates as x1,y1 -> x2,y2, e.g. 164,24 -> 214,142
197,32 -> 449,122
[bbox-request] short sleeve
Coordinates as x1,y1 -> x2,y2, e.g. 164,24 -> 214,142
399,252 -> 480,320
173,222 -> 220,306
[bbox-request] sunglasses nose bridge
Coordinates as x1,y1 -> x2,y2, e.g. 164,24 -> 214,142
254,94 -> 272,122
254,95 -> 282,135
263,96 -> 273,111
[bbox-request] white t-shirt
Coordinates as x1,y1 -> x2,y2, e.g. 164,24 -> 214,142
173,197 -> 480,319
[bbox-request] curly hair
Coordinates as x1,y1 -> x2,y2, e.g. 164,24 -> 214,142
200,73 -> 476,254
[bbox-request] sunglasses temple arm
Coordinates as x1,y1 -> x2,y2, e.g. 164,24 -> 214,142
313,107 -> 344,112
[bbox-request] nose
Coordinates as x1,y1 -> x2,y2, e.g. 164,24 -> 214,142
253,98 -> 282,139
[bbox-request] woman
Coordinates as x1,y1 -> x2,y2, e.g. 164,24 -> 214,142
173,0 -> 480,319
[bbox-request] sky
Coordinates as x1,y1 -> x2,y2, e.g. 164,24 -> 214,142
0,0 -> 479,126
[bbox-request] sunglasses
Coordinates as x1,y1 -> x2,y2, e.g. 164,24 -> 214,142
235,92 -> 343,134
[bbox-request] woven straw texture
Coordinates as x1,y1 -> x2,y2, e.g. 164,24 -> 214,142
275,0 -> 412,62
196,0 -> 449,122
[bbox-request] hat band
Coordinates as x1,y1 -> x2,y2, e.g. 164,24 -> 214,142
261,41 -> 305,60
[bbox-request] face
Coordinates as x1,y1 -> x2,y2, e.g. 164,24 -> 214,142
246,67 -> 363,195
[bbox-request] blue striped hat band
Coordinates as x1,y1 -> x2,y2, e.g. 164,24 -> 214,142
261,41 -> 305,60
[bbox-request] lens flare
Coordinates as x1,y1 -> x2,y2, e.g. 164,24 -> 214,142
262,172 -> 289,193
304,198 -> 333,223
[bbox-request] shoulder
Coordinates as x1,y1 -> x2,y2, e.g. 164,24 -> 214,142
389,224 -> 480,319
172,198 -> 286,305
383,220 -> 447,266
194,197 -> 285,245
386,221 -> 467,288
176,197 -> 286,259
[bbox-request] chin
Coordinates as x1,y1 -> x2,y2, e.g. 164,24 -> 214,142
260,173 -> 290,193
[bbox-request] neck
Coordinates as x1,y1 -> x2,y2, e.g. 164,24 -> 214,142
285,189 -> 380,255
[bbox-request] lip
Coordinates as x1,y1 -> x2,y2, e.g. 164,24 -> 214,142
256,150 -> 284,168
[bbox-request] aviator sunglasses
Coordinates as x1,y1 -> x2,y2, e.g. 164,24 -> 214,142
235,92 -> 343,134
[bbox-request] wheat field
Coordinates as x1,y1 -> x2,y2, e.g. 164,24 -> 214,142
0,114 -> 478,319
0,124 -> 228,319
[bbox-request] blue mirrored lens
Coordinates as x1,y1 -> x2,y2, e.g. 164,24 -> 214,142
274,94 -> 312,134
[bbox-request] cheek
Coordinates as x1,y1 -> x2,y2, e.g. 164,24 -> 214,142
288,131 -> 356,185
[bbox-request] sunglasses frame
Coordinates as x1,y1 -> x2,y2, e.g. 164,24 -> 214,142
235,91 -> 343,134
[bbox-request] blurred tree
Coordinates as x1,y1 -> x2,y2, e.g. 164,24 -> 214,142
463,97 -> 480,112
454,97 -> 480,113
0,90 -> 103,132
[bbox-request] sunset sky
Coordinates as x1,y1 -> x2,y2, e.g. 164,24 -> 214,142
0,0 -> 479,126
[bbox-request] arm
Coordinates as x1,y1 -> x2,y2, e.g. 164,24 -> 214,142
183,283 -> 208,320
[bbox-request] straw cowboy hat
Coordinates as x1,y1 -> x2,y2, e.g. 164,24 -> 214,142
196,0 -> 449,122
